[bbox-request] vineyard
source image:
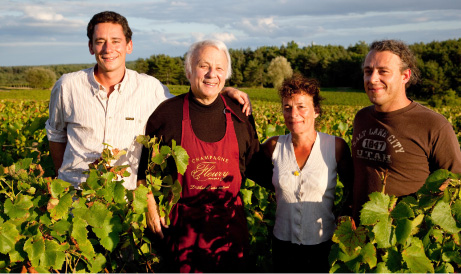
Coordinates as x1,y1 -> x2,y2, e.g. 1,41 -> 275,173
1,96 -> 461,272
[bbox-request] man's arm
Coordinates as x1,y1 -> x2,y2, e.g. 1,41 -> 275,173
137,179 -> 167,238
49,141 -> 66,177
46,78 -> 68,177
432,123 -> 461,174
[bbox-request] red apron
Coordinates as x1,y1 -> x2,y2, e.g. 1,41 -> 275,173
168,93 -> 248,273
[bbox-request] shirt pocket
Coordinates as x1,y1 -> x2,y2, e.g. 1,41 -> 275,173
122,114 -> 145,137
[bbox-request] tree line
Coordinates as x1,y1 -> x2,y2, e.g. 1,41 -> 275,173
1,39 -> 461,105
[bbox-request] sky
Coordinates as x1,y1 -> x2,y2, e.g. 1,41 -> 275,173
1,0 -> 461,67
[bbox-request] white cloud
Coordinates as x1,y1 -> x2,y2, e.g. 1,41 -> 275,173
23,6 -> 64,22
191,32 -> 206,42
171,1 -> 188,7
240,17 -> 279,35
210,33 -> 237,43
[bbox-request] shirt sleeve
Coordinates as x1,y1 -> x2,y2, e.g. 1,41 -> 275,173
45,78 -> 68,143
431,122 -> 461,174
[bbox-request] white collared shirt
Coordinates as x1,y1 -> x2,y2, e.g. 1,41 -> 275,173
272,132 -> 338,245
45,66 -> 174,189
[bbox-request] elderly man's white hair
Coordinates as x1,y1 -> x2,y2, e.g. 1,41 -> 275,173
184,40 -> 232,80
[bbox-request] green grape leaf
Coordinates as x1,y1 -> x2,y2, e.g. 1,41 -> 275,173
360,192 -> 390,225
89,253 -> 106,273
92,215 -> 122,252
152,151 -> 165,165
9,240 -> 27,263
372,216 -> 393,248
71,198 -> 90,220
136,135 -> 150,147
332,218 -> 367,256
240,189 -> 253,205
338,121 -> 348,134
24,237 -> 45,267
147,176 -> 162,192
113,182 -> 127,205
255,185 -> 270,210
418,169 -> 451,195
171,179 -> 182,204
402,244 -> 434,273
329,241 -> 360,264
431,200 -> 461,234
49,193 -> 73,220
16,158 -> 33,171
395,219 -> 412,245
4,194 -> 33,219
244,178 -> 256,188
101,170 -> 115,184
40,240 -> 69,270
344,255 -> 362,273
71,218 -> 95,259
49,179 -> 71,198
0,221 -> 20,254
435,263 -> 455,273
443,250 -> 461,264
411,214 -> 425,235
385,248 -> 403,272
375,262 -> 391,273
391,201 -> 414,220
265,124 -> 277,138
452,199 -> 461,223
85,169 -> 101,190
431,228 -> 444,244
160,145 -> 172,156
71,218 -> 88,242
172,144 -> 189,175
360,242 -> 376,269
98,180 -> 115,203
133,185 -> 148,214
86,202 -> 110,227
51,220 -> 71,236
452,232 -> 461,246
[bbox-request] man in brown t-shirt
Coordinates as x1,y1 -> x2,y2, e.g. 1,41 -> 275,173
351,39 -> 461,222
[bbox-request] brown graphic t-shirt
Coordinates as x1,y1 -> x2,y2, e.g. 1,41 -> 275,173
351,102 -> 461,220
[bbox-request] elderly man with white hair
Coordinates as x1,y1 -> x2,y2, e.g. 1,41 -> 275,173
137,40 -> 259,273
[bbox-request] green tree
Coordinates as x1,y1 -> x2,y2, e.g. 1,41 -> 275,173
229,49 -> 246,87
133,58 -> 149,74
420,60 -> 449,99
147,55 -> 185,85
427,89 -> 461,107
25,67 -> 56,89
267,56 -> 293,89
243,59 -> 265,87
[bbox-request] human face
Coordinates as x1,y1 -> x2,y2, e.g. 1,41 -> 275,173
363,50 -> 411,112
187,46 -> 228,105
283,93 -> 319,135
88,22 -> 133,76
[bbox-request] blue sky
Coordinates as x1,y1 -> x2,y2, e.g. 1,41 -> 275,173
1,0 -> 461,66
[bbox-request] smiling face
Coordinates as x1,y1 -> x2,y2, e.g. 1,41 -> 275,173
283,93 -> 319,135
363,50 -> 411,112
187,46 -> 228,105
88,22 -> 132,77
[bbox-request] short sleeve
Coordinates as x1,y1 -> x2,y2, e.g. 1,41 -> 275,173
45,78 -> 67,143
